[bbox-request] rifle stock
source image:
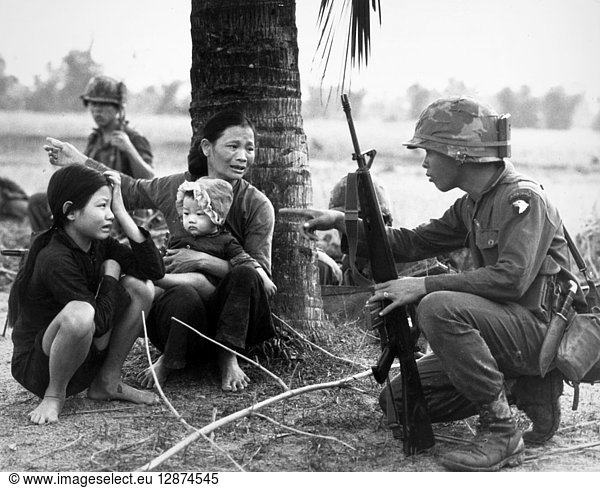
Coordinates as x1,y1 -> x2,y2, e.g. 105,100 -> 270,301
341,95 -> 434,455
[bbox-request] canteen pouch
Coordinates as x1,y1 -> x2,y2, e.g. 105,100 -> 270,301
556,312 -> 600,382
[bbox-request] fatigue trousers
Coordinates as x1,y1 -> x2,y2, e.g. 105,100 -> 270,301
147,266 -> 275,370
379,290 -> 550,423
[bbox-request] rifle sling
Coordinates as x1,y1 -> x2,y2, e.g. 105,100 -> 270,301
344,171 -> 373,288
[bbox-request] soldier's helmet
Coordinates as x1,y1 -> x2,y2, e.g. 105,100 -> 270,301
404,97 -> 510,163
328,174 -> 393,226
80,76 -> 127,108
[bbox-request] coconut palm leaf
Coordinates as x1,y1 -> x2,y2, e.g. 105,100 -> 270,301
315,0 -> 381,89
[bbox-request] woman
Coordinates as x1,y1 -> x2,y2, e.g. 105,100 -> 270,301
9,165 -> 164,424
44,111 -> 276,392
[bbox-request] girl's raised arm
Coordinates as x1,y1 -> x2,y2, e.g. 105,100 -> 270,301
104,170 -> 145,243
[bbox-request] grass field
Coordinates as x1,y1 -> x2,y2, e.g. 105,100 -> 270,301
2,110 -> 600,233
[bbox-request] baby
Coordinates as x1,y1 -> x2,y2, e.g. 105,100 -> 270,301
154,177 -> 276,298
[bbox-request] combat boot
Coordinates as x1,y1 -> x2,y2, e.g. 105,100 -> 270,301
511,369 -> 563,445
440,389 -> 524,472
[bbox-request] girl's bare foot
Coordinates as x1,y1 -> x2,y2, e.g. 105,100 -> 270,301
87,378 -> 159,404
218,351 -> 250,392
28,395 -> 65,424
137,355 -> 173,389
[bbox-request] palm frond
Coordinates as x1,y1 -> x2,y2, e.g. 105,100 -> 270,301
314,0 -> 382,90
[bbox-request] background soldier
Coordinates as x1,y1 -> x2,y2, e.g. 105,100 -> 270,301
28,75 -> 155,233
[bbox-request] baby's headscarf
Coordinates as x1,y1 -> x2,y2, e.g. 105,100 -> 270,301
176,177 -> 233,226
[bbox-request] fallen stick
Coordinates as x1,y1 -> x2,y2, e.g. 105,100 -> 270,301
90,434 -> 155,467
555,419 -> 600,435
141,313 -> 245,472
0,266 -> 17,277
252,412 -> 356,450
63,406 -> 138,416
272,313 -> 369,368
28,434 -> 84,463
171,317 -> 289,391
524,439 -> 600,462
135,368 -> 373,471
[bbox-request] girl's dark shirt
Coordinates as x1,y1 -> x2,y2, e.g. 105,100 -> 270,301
11,228 -> 164,353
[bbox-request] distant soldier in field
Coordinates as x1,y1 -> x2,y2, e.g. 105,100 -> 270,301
27,76 -> 155,232
0,176 -> 28,220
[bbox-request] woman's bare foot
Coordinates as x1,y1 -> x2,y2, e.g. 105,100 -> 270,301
28,395 -> 65,424
137,355 -> 174,389
87,378 -> 159,404
218,351 -> 250,392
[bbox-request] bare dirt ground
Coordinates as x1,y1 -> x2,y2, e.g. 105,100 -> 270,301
1,218 -> 600,473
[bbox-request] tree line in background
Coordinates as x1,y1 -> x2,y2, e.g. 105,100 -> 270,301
2,49 -> 600,131
304,81 -> 600,131
0,50 -> 190,115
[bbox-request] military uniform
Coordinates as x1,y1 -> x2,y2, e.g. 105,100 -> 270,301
373,97 -> 583,471
376,159 -> 584,418
27,76 -> 153,233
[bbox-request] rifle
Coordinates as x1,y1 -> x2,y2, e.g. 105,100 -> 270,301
341,95 -> 434,455
112,81 -> 127,174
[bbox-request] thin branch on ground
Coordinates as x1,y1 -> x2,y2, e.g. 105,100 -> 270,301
240,446 -> 262,469
272,313 -> 369,368
524,440 -> 600,462
90,434 -> 156,468
556,419 -> 600,435
0,266 -> 17,277
28,434 -> 84,463
171,317 -> 289,391
252,411 -> 356,450
141,313 -> 245,472
141,313 -> 194,430
209,408 -> 217,442
63,406 -> 138,416
135,368 -> 374,471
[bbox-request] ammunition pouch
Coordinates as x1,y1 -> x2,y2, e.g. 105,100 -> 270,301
518,255 -> 561,322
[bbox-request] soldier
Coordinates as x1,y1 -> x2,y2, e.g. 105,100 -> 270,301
0,176 -> 28,220
320,174 -> 394,286
282,97 -> 587,471
28,75 -> 155,232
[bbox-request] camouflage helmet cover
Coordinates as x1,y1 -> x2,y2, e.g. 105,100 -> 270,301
329,174 -> 393,224
81,75 -> 127,107
404,97 -> 510,163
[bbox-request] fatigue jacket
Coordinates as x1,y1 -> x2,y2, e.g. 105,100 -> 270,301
85,123 -> 153,177
354,161 -> 584,318
85,160 -> 274,275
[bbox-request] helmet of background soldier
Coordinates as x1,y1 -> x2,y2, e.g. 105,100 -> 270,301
404,97 -> 510,163
80,76 -> 127,108
328,174 -> 393,226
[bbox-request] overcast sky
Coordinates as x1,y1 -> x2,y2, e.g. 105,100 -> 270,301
1,0 -> 599,102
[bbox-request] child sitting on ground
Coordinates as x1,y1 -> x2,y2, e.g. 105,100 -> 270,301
8,165 -> 165,424
138,177 -> 276,388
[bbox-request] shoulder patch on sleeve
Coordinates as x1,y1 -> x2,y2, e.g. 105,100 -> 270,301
508,189 -> 532,216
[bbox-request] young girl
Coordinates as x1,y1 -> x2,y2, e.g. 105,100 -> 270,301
139,177 -> 276,387
8,165 -> 165,424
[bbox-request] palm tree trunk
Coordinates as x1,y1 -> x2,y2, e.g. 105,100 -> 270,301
190,0 -> 324,333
